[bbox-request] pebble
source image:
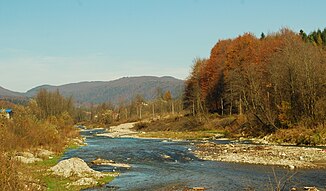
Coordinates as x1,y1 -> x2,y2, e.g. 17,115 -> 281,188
193,143 -> 326,168
288,165 -> 295,170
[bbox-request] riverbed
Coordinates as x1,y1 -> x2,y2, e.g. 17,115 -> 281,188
62,129 -> 326,191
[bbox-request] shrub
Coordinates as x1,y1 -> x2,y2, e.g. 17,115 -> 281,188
134,122 -> 148,130
0,152 -> 23,191
270,125 -> 326,146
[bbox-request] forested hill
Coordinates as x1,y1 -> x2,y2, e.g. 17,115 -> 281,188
25,76 -> 184,104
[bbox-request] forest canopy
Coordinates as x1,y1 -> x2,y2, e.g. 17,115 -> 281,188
183,28 -> 326,133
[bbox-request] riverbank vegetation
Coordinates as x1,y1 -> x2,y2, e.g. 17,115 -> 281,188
134,115 -> 229,140
77,90 -> 184,128
0,90 -> 80,190
182,28 -> 326,145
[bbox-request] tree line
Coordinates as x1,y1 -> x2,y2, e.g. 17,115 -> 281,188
77,88 -> 183,126
183,28 -> 326,133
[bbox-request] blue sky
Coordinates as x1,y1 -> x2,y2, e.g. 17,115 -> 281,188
1,0 -> 326,92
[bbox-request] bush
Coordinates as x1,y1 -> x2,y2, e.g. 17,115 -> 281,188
270,125 -> 326,146
134,122 -> 148,130
181,117 -> 204,131
0,152 -> 23,191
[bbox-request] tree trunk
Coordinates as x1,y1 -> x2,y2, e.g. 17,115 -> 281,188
152,103 -> 155,119
221,98 -> 224,116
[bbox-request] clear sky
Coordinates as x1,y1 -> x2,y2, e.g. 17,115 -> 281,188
1,0 -> 326,92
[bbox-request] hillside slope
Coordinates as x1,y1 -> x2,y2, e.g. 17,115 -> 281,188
26,76 -> 184,104
0,86 -> 24,98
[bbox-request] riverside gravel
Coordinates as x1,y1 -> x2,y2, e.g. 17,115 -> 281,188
194,142 -> 326,169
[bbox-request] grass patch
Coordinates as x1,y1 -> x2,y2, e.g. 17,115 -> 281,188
97,175 -> 115,185
35,155 -> 61,167
24,140 -> 115,191
27,155 -> 116,191
42,174 -> 116,191
67,144 -> 80,150
43,175 -> 71,191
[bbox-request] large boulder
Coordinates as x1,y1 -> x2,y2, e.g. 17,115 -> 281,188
50,157 -> 104,178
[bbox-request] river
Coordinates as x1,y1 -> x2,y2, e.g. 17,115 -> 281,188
62,129 -> 326,191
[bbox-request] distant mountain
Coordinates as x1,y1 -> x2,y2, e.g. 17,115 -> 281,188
25,76 -> 184,104
0,86 -> 24,98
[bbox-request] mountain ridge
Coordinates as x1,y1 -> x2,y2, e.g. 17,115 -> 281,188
1,76 -> 184,105
0,86 -> 24,98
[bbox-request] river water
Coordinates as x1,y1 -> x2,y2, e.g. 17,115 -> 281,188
62,129 -> 326,191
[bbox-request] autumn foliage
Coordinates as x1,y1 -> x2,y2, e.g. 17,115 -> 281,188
184,28 -> 326,137
0,90 -> 78,190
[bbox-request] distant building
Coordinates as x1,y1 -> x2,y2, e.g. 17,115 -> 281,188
1,108 -> 13,119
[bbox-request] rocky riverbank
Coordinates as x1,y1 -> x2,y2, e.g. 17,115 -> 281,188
97,122 -> 326,169
194,142 -> 326,169
96,122 -> 139,138
50,157 -> 118,188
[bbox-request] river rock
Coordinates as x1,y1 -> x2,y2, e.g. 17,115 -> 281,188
191,187 -> 206,191
288,165 -> 295,170
213,133 -> 224,139
194,142 -> 326,169
91,158 -> 115,165
72,137 -> 86,146
50,157 -> 104,178
161,154 -> 172,159
17,151 -> 35,158
304,187 -> 320,191
14,156 -> 43,164
14,152 -> 43,164
35,149 -> 55,159
91,158 -> 131,168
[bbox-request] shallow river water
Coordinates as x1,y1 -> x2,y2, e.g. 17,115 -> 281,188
62,129 -> 326,191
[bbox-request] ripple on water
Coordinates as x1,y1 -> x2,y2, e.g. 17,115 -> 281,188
63,135 -> 326,191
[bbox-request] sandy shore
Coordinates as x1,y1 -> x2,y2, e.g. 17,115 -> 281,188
193,142 -> 326,169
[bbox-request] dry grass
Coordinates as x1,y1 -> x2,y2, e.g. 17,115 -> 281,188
0,152 -> 24,191
138,130 -> 225,140
270,125 -> 326,146
134,115 -> 228,139
0,102 -> 79,190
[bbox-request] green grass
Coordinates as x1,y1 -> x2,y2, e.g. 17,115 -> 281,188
29,156 -> 116,191
97,175 -> 115,185
43,174 -> 116,191
34,155 -> 61,167
66,144 -> 80,150
43,175 -> 72,191
25,142 -> 116,191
